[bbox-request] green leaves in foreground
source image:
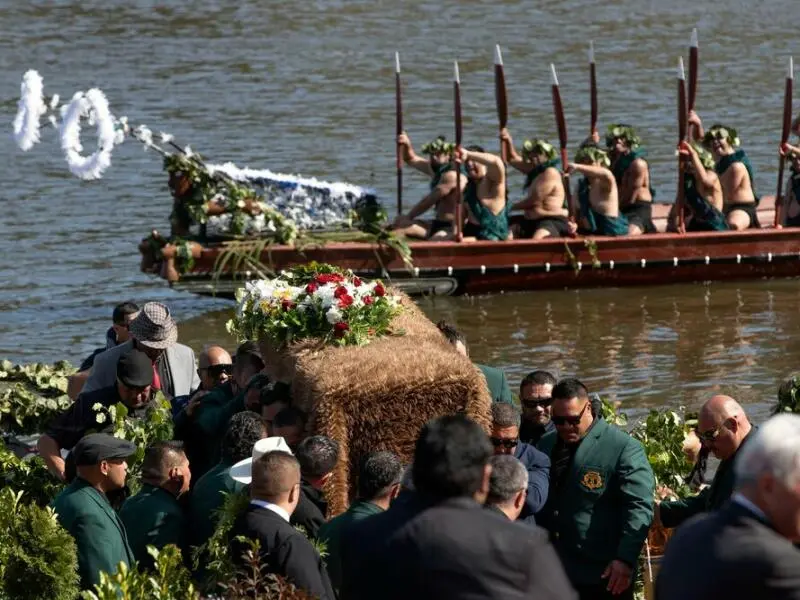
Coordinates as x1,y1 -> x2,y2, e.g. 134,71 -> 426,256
0,360 -> 76,435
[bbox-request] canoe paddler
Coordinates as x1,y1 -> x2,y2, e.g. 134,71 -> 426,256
780,143 -> 800,227
454,145 -> 510,241
606,124 -> 657,235
392,133 -> 465,240
500,128 -> 572,239
567,144 -> 629,237
674,140 -> 728,232
690,112 -> 760,230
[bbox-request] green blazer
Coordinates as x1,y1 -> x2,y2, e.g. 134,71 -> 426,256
537,418 -> 655,586
660,427 -> 756,529
318,500 -> 383,590
51,477 -> 135,590
189,461 -> 244,548
119,483 -> 187,566
476,364 -> 513,404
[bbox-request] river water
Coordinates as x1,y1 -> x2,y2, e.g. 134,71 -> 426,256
1,0 -> 798,420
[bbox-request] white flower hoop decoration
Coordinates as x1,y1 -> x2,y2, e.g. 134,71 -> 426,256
13,70 -> 47,151
59,88 -> 118,180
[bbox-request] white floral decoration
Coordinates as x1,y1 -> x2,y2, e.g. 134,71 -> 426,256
59,88 -> 117,180
13,70 -> 47,151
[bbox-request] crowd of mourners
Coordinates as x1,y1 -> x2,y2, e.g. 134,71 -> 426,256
34,300 -> 800,600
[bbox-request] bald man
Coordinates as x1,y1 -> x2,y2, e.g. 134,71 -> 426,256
656,395 -> 754,529
197,345 -> 233,393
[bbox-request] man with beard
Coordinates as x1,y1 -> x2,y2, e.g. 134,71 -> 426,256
689,112 -> 759,230
606,124 -> 656,234
454,145 -> 510,241
501,128 -> 571,239
392,133 -> 464,240
519,370 -> 557,446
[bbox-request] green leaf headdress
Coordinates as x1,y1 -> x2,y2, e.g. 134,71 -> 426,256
574,145 -> 611,168
691,142 -> 715,169
521,138 -> 557,161
605,124 -> 641,150
421,136 -> 455,156
702,124 -> 740,149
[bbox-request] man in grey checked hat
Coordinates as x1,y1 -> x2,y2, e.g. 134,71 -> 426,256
81,301 -> 200,405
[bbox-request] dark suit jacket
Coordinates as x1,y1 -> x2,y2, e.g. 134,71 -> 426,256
514,442 -> 550,522
656,499 -> 800,600
231,504 -> 334,600
290,482 -> 326,539
340,494 -> 577,600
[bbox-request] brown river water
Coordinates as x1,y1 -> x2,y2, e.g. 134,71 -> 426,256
1,0 -> 799,421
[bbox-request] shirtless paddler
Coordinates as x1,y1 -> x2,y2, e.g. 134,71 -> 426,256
568,144 -> 629,236
690,112 -> 760,230
454,145 -> 510,241
392,133 -> 465,240
500,128 -> 570,239
674,140 -> 727,231
606,124 -> 657,234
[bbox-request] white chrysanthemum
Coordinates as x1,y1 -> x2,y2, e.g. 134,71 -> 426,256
315,284 -> 337,309
326,307 -> 343,324
92,402 -> 103,411
95,413 -> 107,424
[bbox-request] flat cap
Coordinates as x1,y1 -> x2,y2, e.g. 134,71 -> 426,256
72,433 -> 137,466
116,348 -> 154,388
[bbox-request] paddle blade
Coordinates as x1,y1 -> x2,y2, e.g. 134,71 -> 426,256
551,64 -> 567,150
590,42 -> 598,134
782,56 -> 793,143
495,47 -> 508,130
454,61 -> 462,146
678,58 -> 687,142
688,28 -> 699,112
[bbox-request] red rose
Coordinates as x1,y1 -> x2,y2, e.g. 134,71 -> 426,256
353,277 -> 362,287
316,273 -> 345,285
363,295 -> 374,305
334,285 -> 348,299
281,299 -> 294,311
374,283 -> 386,297
306,282 -> 318,293
334,321 -> 349,338
338,294 -> 354,309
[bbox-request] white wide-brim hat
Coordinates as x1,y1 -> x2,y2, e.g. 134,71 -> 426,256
229,436 -> 293,484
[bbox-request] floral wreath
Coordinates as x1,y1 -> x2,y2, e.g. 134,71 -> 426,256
421,136 -> 455,156
605,124 -> 641,150
227,264 -> 403,347
522,138 -> 557,161
691,142 -> 716,169
574,146 -> 610,167
702,124 -> 740,149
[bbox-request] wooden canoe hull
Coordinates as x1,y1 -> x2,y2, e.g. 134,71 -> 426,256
156,227 -> 800,297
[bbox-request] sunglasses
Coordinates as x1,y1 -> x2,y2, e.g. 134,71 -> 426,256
490,437 -> 519,449
696,420 -> 728,443
204,363 -> 233,378
552,402 -> 589,426
522,397 -> 552,409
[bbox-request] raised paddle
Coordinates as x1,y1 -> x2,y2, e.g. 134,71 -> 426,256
494,45 -> 508,163
395,52 -> 403,216
775,56 -> 794,228
590,41 -> 598,139
550,64 -> 576,224
454,60 -> 464,241
688,29 -> 698,114
677,57 -> 688,233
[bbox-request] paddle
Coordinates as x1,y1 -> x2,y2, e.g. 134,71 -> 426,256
677,57 -> 688,233
395,52 -> 403,216
494,45 -> 508,163
688,29 -> 698,138
454,61 -> 464,241
774,56 -> 794,228
550,64 -> 576,224
590,41 -> 598,139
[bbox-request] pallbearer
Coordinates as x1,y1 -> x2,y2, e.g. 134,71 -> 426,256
605,124 -> 657,234
392,134 -> 465,240
500,128 -> 571,239
690,112 -> 760,230
568,145 -> 629,236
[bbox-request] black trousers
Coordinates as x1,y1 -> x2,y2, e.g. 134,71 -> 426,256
574,583 -> 634,600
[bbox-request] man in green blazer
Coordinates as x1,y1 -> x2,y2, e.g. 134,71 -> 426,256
318,451 -> 403,590
120,441 -> 191,567
657,395 -> 754,529
50,433 -> 137,591
537,379 -> 654,600
436,320 -> 513,404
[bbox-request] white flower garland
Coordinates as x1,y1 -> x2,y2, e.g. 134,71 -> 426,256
13,70 -> 47,151
59,88 -> 118,180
